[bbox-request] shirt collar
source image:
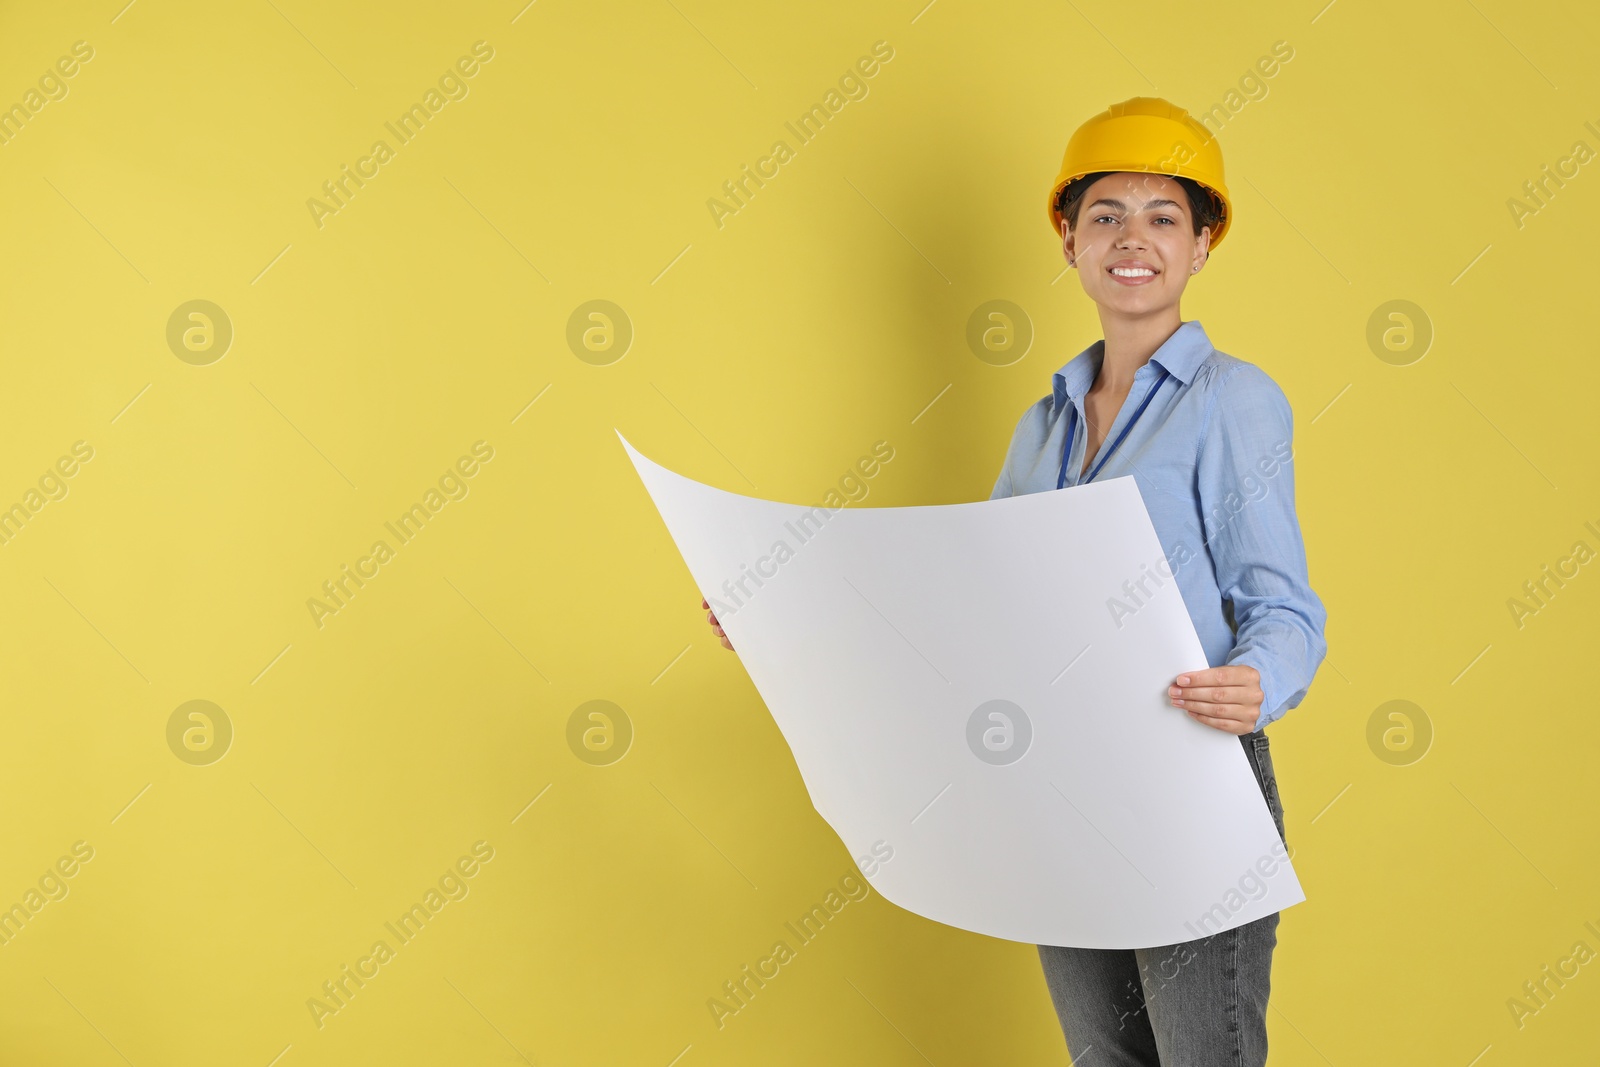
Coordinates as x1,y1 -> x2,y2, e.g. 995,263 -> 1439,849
1051,319 -> 1213,410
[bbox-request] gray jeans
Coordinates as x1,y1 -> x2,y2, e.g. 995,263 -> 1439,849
1037,731 -> 1286,1066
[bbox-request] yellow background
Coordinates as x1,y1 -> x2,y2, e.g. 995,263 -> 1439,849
0,0 -> 1596,1063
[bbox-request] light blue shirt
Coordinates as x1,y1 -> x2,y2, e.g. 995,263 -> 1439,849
990,319 -> 1327,732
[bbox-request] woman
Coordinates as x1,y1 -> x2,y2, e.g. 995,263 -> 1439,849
992,97 -> 1329,1065
705,96 -> 1327,1066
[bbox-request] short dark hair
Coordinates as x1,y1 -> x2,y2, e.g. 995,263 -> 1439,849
1054,170 -> 1225,244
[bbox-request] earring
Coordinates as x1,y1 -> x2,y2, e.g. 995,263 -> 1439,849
1192,265 -> 1199,272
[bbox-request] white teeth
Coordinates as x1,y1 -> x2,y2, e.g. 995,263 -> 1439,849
1111,267 -> 1155,277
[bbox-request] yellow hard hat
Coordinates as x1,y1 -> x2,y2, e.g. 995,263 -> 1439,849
1047,97 -> 1232,250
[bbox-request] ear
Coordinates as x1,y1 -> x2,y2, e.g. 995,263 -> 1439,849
1192,226 -> 1211,272
1061,218 -> 1076,264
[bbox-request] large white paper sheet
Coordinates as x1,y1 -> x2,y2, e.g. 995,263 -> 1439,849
619,432 -> 1303,949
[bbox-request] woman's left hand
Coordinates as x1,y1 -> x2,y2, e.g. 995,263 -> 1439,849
1168,665 -> 1262,735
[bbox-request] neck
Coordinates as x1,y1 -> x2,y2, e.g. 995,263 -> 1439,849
1093,311 -> 1184,394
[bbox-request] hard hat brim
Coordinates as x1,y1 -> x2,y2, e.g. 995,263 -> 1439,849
1047,166 -> 1231,251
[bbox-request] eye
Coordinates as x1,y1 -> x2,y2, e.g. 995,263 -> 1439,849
1092,214 -> 1120,225
1153,215 -> 1175,225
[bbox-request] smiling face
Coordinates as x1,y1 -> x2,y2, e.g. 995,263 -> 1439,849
1061,172 -> 1212,317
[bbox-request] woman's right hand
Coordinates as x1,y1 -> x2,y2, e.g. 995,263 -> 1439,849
701,597 -> 734,650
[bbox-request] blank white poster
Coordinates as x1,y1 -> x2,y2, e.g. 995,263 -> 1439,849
620,432 -> 1303,949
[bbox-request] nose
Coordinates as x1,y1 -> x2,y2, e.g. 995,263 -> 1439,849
1116,221 -> 1151,249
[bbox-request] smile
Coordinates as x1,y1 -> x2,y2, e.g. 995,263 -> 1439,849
1107,265 -> 1159,285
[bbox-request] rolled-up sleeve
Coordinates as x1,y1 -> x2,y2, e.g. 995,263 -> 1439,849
1195,364 -> 1328,731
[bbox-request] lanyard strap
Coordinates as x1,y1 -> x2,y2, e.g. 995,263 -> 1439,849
1056,368 -> 1171,490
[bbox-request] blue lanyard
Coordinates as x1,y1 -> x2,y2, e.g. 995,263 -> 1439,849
1057,368 -> 1170,490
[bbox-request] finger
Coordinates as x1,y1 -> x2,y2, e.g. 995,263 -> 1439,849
1171,684 -> 1258,705
1171,700 -> 1241,716
1220,664 -> 1260,687
1181,700 -> 1250,724
1183,664 -> 1258,688
1174,698 -> 1248,721
1169,685 -> 1227,705
1174,664 -> 1257,689
1186,708 -> 1248,734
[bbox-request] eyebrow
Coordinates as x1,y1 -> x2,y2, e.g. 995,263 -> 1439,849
1087,197 -> 1186,212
